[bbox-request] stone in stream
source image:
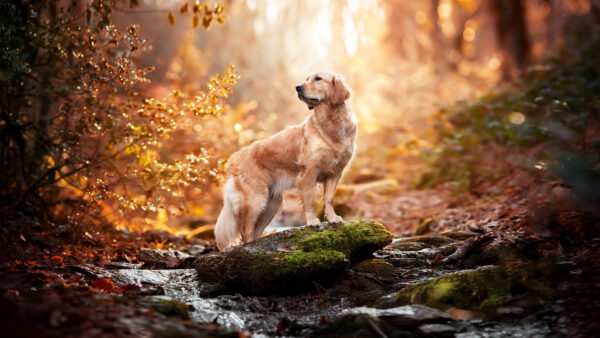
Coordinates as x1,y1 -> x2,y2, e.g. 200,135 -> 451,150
136,295 -> 193,320
377,262 -> 570,316
193,220 -> 393,295
314,305 -> 455,337
136,249 -> 193,269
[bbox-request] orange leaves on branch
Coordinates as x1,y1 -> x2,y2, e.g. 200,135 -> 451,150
89,64 -> 239,216
180,2 -> 189,14
171,1 -> 226,29
193,0 -> 202,13
202,4 -> 226,29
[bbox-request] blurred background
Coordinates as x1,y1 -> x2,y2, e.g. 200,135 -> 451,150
23,0 -> 596,236
105,0 -> 599,233
112,0 -> 593,230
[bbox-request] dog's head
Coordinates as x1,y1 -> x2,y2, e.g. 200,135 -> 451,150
295,71 -> 351,110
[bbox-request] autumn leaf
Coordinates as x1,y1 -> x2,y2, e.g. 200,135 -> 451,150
167,12 -> 175,26
50,255 -> 64,263
202,15 -> 211,29
91,278 -> 117,292
193,15 -> 199,28
120,284 -> 141,293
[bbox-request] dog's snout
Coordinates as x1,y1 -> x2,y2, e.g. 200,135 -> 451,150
295,85 -> 303,93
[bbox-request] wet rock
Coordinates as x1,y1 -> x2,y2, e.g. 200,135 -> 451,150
393,235 -> 456,247
387,241 -> 428,251
376,242 -> 460,268
314,305 -> 454,337
419,323 -> 457,336
109,269 -> 203,294
439,231 -> 479,241
136,295 -> 192,320
185,245 -> 208,257
352,259 -> 397,279
136,249 -> 192,269
193,220 -> 393,295
104,262 -> 143,270
343,305 -> 452,326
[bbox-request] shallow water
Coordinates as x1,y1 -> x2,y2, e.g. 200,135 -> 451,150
108,238 -> 565,337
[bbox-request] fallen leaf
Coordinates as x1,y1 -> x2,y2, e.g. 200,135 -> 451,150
91,278 -> 117,292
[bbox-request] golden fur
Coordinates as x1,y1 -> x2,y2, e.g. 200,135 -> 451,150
214,71 -> 356,250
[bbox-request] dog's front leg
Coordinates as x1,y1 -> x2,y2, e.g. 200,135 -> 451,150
297,169 -> 321,226
323,173 -> 343,223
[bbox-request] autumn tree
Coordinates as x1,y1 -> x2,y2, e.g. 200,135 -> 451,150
0,0 -> 237,227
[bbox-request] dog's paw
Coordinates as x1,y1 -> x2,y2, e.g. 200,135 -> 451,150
326,214 -> 344,224
306,218 -> 321,226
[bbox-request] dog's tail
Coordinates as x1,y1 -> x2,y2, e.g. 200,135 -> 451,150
214,196 -> 239,251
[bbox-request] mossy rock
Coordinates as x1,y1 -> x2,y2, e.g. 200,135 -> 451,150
388,262 -> 567,316
193,220 -> 393,295
352,258 -> 398,284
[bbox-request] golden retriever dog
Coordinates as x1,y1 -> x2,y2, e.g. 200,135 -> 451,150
214,71 -> 356,250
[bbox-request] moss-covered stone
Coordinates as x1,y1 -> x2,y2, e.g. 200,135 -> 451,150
388,262 -> 566,316
193,220 -> 393,295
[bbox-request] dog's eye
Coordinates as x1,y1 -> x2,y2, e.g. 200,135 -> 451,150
314,76 -> 322,81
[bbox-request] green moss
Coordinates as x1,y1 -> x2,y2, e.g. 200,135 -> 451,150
247,249 -> 348,282
394,263 -> 563,315
290,220 -> 393,257
224,220 -> 392,293
250,221 -> 391,281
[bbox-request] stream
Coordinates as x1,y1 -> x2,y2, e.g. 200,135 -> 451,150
105,234 -> 565,337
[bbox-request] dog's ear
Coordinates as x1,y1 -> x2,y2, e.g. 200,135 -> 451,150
331,76 -> 351,105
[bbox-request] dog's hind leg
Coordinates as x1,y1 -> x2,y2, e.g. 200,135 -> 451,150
253,194 -> 283,240
215,178 -> 243,250
237,183 -> 269,244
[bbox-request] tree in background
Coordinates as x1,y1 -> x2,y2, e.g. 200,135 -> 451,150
490,0 -> 531,78
0,0 -> 237,231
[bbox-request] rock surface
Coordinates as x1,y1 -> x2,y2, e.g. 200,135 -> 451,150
314,305 -> 455,337
193,220 -> 393,294
383,262 -> 569,314
136,249 -> 192,269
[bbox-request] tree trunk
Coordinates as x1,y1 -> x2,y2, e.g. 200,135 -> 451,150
490,0 -> 531,78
